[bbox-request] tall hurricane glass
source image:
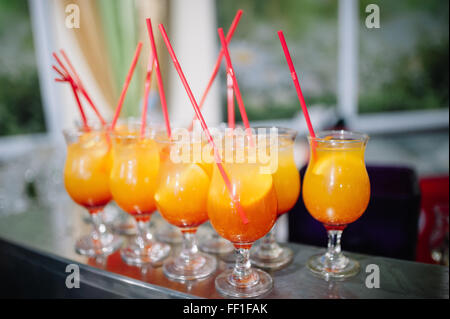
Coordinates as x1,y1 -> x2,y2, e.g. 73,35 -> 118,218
303,130 -> 370,279
63,126 -> 123,256
154,132 -> 217,281
109,123 -> 170,266
208,130 -> 278,297
250,127 -> 300,270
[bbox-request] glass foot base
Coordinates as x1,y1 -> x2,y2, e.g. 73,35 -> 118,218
163,252 -> 217,281
215,268 -> 273,298
199,237 -> 234,254
75,233 -> 123,257
121,240 -> 171,267
250,246 -> 293,270
307,253 -> 360,280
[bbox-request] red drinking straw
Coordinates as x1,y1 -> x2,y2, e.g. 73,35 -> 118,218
52,65 -> 89,129
277,31 -> 316,138
159,23 -> 249,225
68,80 -> 89,130
140,50 -> 155,137
217,28 -> 253,144
52,65 -> 67,80
227,72 -> 235,129
58,50 -> 107,126
146,18 -> 172,138
188,9 -> 243,130
110,42 -> 143,130
52,53 -> 73,83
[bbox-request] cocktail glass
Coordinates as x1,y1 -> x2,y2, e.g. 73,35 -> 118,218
154,133 -> 217,280
63,126 -> 123,256
109,124 -> 170,266
303,130 -> 370,279
208,131 -> 278,297
250,127 -> 300,270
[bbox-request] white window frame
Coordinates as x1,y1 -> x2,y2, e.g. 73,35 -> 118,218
28,0 -> 64,142
0,0 -> 62,160
338,0 -> 449,134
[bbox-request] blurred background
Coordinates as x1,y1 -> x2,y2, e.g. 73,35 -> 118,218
0,0 -> 448,265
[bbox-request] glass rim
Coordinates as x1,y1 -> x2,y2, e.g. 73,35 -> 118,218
73,117 -> 167,129
249,126 -> 297,138
307,130 -> 369,144
110,123 -> 166,140
228,125 -> 297,140
62,126 -> 108,138
113,118 -> 168,129
64,121 -> 168,138
73,118 -> 110,129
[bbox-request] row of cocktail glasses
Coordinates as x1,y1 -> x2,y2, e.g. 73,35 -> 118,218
63,121 -> 370,298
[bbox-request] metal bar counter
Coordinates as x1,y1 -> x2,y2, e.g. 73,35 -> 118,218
0,199 -> 448,299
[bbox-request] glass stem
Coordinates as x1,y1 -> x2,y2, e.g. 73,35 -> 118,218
136,219 -> 152,249
231,247 -> 254,286
179,231 -> 198,264
325,230 -> 343,266
90,210 -> 106,242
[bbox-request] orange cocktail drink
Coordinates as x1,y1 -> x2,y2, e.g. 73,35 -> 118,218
154,132 -> 217,280
273,136 -> 300,215
303,130 -> 370,279
250,127 -> 300,270
303,133 -> 370,226
64,131 -> 112,211
208,161 -> 278,245
155,160 -> 210,229
109,124 -> 170,266
63,126 -> 122,257
207,130 -> 277,298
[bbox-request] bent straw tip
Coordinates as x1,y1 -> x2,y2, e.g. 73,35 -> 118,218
277,31 -> 286,40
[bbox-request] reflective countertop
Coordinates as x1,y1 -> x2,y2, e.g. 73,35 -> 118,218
0,197 -> 448,299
